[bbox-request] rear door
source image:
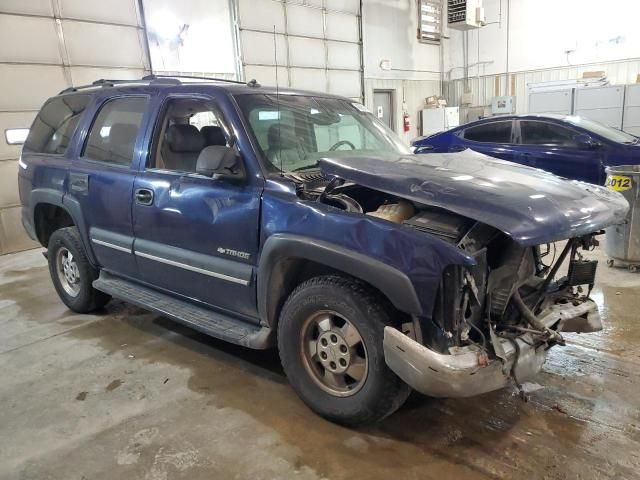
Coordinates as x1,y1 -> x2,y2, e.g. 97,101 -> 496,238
68,95 -> 151,278
516,120 -> 602,183
459,120 -> 519,161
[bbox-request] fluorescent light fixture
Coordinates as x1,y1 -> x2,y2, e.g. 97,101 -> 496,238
529,194 -> 545,199
5,128 -> 29,145
452,175 -> 473,181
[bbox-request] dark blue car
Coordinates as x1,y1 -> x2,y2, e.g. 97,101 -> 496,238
412,114 -> 640,185
18,77 -> 627,425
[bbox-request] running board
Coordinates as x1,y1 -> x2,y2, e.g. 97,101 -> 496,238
93,271 -> 273,349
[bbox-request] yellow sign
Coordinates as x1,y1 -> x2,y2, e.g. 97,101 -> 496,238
605,175 -> 633,192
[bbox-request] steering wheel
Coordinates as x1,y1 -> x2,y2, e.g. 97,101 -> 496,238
329,140 -> 356,151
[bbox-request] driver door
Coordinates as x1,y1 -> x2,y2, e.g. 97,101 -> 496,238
132,94 -> 263,320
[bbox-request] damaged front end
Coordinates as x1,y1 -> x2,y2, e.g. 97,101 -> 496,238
384,221 -> 602,398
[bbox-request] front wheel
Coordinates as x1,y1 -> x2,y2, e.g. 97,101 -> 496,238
48,227 -> 111,313
278,275 -> 410,426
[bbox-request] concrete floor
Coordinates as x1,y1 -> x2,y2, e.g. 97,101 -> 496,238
1,246 -> 640,480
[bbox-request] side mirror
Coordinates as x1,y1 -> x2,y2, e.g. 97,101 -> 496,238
196,145 -> 245,181
574,134 -> 599,149
413,145 -> 434,154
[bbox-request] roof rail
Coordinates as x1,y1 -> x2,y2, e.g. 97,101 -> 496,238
57,76 -> 181,94
141,74 -> 246,85
57,73 -> 251,95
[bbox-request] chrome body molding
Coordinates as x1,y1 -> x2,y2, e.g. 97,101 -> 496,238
134,250 -> 250,286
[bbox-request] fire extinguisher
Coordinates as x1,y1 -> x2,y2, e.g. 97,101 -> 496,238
403,112 -> 411,133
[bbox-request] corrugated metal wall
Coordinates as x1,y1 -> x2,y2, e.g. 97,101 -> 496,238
0,0 -> 150,255
364,78 -> 441,144
444,58 -> 640,114
234,0 -> 363,101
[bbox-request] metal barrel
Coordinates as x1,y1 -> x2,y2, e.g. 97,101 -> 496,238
604,165 -> 640,268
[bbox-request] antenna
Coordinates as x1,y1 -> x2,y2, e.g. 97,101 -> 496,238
273,25 -> 284,176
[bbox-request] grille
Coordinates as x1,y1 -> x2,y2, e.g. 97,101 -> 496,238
448,0 -> 467,24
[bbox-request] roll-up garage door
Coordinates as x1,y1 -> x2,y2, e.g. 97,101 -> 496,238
0,0 -> 150,255
234,0 -> 363,101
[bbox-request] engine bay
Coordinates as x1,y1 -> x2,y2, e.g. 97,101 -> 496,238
290,171 -> 602,368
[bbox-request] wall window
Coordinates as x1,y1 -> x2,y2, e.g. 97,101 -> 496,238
23,95 -> 90,155
463,121 -> 513,143
5,128 -> 29,145
419,0 -> 442,44
83,97 -> 148,166
519,121 -> 577,146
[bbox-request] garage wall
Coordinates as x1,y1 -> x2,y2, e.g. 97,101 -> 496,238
443,0 -> 640,112
233,0 -> 363,101
0,0 -> 150,255
444,58 -> 640,114
446,0 -> 640,79
362,0 -> 441,143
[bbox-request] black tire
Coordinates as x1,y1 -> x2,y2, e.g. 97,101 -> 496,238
278,275 -> 410,426
47,227 -> 111,313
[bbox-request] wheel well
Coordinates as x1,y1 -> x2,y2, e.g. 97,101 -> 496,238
266,257 -> 408,330
34,203 -> 75,247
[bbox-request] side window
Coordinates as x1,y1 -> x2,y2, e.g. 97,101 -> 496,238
150,98 -> 229,173
23,95 -> 90,154
83,97 -> 148,166
463,121 -> 512,143
520,121 -> 577,146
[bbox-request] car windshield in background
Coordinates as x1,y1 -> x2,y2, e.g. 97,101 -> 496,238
564,115 -> 639,144
235,94 -> 410,172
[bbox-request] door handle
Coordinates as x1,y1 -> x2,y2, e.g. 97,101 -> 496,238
135,188 -> 154,206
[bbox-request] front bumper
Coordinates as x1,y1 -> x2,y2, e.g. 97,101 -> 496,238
383,298 -> 601,398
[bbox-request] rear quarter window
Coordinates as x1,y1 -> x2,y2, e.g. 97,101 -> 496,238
463,121 -> 512,143
23,95 -> 90,155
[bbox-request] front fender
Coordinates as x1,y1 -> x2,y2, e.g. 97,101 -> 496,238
258,187 -> 476,326
258,234 -> 423,324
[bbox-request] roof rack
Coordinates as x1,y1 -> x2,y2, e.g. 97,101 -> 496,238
142,74 -> 246,85
58,74 -> 251,94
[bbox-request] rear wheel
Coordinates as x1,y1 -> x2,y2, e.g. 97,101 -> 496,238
48,227 -> 110,313
278,275 -> 410,426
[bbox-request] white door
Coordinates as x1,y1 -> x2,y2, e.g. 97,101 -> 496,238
0,0 -> 150,254
233,0 -> 363,101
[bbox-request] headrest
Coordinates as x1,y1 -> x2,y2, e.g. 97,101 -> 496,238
165,124 -> 205,152
201,125 -> 226,146
267,124 -> 297,150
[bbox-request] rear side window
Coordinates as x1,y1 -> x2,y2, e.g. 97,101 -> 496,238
520,121 -> 577,146
23,95 -> 90,154
83,97 -> 148,166
463,121 -> 512,143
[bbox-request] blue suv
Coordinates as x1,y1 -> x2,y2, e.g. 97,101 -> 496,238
18,76 -> 628,425
412,114 -> 640,185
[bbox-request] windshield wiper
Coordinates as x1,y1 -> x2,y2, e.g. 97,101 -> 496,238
292,162 -> 320,172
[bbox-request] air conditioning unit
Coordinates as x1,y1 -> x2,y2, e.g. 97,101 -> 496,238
447,0 -> 485,30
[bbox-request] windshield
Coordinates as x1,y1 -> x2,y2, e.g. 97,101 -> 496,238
564,115 -> 639,144
235,94 -> 410,172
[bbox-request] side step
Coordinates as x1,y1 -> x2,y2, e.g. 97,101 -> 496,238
93,271 -> 273,349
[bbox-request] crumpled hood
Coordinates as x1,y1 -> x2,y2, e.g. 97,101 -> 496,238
318,149 -> 629,246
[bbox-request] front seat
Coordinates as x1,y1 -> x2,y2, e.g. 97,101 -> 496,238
162,124 -> 205,172
201,125 -> 226,146
265,124 -> 305,168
